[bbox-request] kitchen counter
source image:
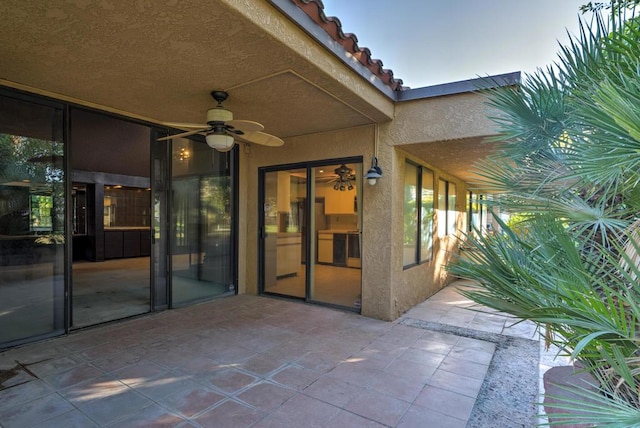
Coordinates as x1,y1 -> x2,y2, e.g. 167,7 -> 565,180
317,230 -> 360,267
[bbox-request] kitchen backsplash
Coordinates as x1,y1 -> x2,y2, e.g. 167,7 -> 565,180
327,214 -> 358,230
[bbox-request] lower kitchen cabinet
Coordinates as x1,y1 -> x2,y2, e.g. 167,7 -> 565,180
318,233 -> 333,264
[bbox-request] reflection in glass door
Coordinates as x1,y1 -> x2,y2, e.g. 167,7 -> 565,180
69,108 -> 152,329
262,169 -> 306,298
171,139 -> 234,306
310,163 -> 362,309
260,161 -> 362,310
0,94 -> 65,347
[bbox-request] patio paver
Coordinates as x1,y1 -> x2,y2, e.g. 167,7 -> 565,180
0,281 -> 567,427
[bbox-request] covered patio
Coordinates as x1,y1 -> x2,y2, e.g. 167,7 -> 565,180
0,282 -> 564,427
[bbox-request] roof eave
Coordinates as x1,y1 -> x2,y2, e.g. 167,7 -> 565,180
397,71 -> 522,102
268,0 -> 399,99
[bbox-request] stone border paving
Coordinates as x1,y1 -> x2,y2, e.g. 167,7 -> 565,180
401,318 -> 539,428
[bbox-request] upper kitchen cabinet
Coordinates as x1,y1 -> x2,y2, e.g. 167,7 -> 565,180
325,188 -> 356,215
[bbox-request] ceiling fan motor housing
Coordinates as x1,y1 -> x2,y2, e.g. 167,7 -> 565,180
206,107 -> 233,124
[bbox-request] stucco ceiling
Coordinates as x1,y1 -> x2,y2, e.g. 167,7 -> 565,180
402,136 -> 500,184
0,0 -> 385,139
0,0 -> 500,184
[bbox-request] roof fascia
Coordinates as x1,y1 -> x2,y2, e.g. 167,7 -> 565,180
268,0 -> 397,99
397,71 -> 521,102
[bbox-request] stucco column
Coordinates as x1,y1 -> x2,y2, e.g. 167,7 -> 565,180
361,126 -> 394,320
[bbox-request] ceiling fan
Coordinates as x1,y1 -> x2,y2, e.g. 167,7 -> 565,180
332,164 -> 356,191
158,91 -> 284,152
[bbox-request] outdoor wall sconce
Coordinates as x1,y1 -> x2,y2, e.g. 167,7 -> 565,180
364,156 -> 383,185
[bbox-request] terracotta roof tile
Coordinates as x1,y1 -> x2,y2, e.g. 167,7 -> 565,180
291,0 -> 407,91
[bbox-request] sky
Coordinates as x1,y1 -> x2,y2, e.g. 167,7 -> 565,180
321,0 -> 590,88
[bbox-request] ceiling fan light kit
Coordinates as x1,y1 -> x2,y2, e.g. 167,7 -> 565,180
206,133 -> 235,151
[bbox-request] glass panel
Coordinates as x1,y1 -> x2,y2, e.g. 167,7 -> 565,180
263,169 -> 306,298
448,183 -> 457,235
72,184 -> 87,235
103,186 -> 150,228
311,163 -> 362,308
403,163 -> 418,266
468,192 -> 483,234
420,168 -> 434,262
438,179 -> 447,237
152,138 -> 169,308
172,139 -> 233,306
70,108 -> 151,328
0,95 -> 65,346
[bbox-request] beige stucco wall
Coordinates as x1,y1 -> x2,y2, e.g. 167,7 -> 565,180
390,92 -> 498,145
367,92 -> 496,319
237,119 -> 471,321
385,143 -> 467,320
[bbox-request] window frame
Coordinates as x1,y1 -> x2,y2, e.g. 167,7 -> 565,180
438,178 -> 458,237
403,161 -> 434,269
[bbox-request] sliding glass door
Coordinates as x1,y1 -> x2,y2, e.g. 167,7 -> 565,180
310,163 -> 362,309
0,92 -> 66,347
260,159 -> 362,311
262,169 -> 307,298
171,139 -> 235,306
69,109 -> 151,328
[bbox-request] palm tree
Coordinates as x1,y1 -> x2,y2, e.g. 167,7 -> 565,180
448,3 -> 640,425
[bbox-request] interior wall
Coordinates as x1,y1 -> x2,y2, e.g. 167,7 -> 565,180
70,109 -> 150,176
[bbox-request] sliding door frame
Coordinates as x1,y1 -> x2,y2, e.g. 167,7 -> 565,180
258,156 -> 362,310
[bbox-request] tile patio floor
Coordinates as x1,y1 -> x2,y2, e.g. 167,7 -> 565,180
0,280 -> 567,427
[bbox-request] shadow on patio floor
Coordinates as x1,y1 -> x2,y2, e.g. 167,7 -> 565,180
0,280 -> 567,427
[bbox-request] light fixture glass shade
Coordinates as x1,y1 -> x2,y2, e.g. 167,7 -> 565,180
206,133 -> 234,152
364,157 -> 383,185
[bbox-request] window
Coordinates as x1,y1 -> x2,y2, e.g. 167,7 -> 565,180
438,179 -> 458,237
467,191 -> 485,234
30,193 -> 54,232
403,162 -> 434,267
420,169 -> 434,262
448,182 -> 457,234
403,163 -> 418,266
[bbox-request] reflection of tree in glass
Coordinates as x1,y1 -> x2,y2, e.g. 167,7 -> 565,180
403,182 -> 417,246
0,133 -> 64,238
201,176 -> 231,231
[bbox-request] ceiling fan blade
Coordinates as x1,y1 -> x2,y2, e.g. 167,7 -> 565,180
157,128 -> 208,141
163,122 -> 209,129
240,131 -> 284,147
226,120 -> 264,133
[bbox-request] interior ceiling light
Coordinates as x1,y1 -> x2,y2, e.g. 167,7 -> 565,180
333,164 -> 355,191
176,147 -> 191,161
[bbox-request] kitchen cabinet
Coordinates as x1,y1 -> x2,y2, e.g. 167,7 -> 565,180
276,233 -> 301,277
317,232 -> 333,264
104,227 -> 151,259
332,233 -> 347,266
265,233 -> 302,283
324,188 -> 356,214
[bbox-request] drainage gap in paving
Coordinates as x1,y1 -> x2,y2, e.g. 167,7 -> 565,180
401,318 -> 539,428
